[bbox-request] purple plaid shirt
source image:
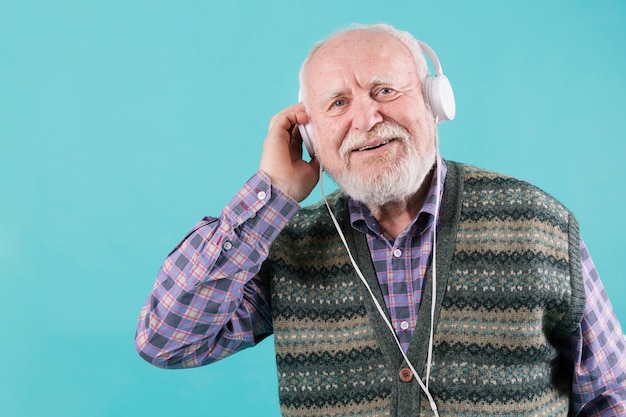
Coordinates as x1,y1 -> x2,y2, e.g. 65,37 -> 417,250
348,164 -> 446,352
136,168 -> 626,416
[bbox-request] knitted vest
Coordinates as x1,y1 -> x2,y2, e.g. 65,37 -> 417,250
262,161 -> 586,417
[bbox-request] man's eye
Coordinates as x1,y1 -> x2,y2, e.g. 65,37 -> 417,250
376,88 -> 397,100
332,99 -> 346,108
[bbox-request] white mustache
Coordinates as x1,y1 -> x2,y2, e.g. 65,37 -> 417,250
339,122 -> 411,160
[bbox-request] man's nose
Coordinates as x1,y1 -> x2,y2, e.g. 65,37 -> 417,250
350,97 -> 384,132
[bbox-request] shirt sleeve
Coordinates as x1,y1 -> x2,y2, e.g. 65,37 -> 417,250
134,171 -> 299,369
565,239 -> 626,416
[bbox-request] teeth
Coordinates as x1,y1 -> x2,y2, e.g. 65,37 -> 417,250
358,140 -> 390,152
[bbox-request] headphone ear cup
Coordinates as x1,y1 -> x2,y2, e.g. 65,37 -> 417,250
298,123 -> 316,157
425,75 -> 456,122
297,89 -> 316,157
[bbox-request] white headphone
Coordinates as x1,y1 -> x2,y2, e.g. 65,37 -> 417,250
298,39 -> 455,157
417,40 -> 456,122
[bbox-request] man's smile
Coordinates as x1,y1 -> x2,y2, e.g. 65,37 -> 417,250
353,138 -> 398,152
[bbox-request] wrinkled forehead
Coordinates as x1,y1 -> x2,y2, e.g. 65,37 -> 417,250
307,30 -> 414,73
303,30 -> 418,99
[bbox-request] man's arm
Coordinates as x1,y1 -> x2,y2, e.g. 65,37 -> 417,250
566,240 -> 626,416
134,103 -> 318,368
134,172 -> 299,368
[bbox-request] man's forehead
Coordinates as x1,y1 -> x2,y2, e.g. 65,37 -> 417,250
317,73 -> 408,102
305,31 -> 416,94
313,29 -> 408,62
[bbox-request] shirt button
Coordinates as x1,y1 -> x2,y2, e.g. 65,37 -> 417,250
223,241 -> 233,251
399,367 -> 414,382
400,321 -> 409,331
393,248 -> 402,258
257,191 -> 267,200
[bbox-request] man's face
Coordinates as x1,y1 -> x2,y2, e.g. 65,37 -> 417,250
303,30 -> 437,207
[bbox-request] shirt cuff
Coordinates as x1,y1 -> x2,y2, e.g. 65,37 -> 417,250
222,171 -> 300,241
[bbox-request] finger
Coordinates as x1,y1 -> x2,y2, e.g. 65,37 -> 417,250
268,103 -> 309,134
308,154 -> 321,171
290,128 -> 303,155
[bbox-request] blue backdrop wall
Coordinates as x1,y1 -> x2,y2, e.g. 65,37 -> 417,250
1,1 -> 624,416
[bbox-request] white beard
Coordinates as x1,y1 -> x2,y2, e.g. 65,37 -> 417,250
326,121 -> 436,208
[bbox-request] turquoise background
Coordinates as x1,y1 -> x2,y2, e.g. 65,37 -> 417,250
1,1 -> 624,416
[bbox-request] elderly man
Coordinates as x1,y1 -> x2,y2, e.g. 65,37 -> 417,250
135,24 -> 626,416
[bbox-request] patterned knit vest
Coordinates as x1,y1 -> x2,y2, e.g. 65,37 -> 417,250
262,161 -> 586,417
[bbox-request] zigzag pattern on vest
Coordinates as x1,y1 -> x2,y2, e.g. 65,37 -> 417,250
262,161 -> 585,417
422,164 -> 584,416
265,196 -> 393,416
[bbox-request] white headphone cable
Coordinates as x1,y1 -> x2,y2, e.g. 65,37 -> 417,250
318,162 -> 440,416
426,130 -> 442,388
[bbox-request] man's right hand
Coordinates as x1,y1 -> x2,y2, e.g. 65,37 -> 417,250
259,103 -> 320,202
